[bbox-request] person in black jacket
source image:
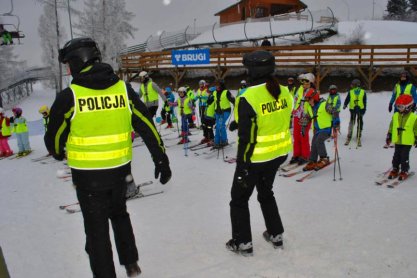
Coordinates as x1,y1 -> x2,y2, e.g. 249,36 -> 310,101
45,37 -> 172,278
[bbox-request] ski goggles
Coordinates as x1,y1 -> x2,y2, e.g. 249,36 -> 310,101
301,79 -> 310,84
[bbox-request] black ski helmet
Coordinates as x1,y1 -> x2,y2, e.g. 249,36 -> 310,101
58,37 -> 101,74
243,50 -> 275,81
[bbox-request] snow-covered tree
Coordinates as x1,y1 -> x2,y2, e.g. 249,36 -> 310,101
74,0 -> 136,69
386,0 -> 409,18
37,0 -> 67,93
409,0 -> 417,12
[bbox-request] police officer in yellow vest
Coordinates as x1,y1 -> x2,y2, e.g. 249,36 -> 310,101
138,71 -> 167,118
343,79 -> 367,146
45,38 -> 171,278
226,50 -> 293,256
388,71 -> 417,113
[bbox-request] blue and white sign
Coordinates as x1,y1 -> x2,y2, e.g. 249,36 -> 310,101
171,49 -> 210,65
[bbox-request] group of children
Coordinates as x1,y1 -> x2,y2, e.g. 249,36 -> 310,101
286,72 -> 416,181
160,79 -> 239,148
0,105 -> 50,158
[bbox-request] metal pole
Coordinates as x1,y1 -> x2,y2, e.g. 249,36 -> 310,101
372,0 -> 375,20
67,0 -> 73,39
54,0 -> 63,94
341,0 -> 350,20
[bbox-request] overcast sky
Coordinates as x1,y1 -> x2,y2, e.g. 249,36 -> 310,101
2,0 -> 388,67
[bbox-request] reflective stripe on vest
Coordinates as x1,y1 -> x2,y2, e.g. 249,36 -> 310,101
392,112 -> 417,145
141,81 -> 158,102
349,88 -> 365,110
1,118 -> 11,136
242,84 -> 293,163
395,83 -> 412,99
67,80 -> 132,170
214,90 -> 231,111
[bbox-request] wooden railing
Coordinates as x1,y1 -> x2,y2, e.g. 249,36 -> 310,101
120,44 -> 417,71
119,44 -> 417,90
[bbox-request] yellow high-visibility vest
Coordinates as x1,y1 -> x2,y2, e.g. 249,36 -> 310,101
66,80 -> 133,170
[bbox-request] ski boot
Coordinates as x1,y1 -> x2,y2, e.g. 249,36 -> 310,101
357,138 -> 362,147
298,157 -> 308,165
225,239 -> 253,256
125,262 -> 141,277
344,137 -> 351,146
388,168 -> 399,179
303,161 -> 317,171
315,157 -> 330,170
398,171 -> 409,181
263,231 -> 283,249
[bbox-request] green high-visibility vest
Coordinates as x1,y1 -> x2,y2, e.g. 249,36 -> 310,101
205,97 -> 215,118
197,88 -> 208,106
326,94 -> 341,112
242,84 -> 293,163
179,97 -> 192,116
395,83 -> 412,100
140,81 -> 159,103
314,101 -> 333,130
392,112 -> 417,145
66,80 -> 132,170
13,117 -> 29,134
348,88 -> 365,110
1,118 -> 11,136
213,90 -> 231,111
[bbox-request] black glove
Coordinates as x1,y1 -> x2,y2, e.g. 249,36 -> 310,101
415,137 -> 417,148
229,120 -> 238,132
53,151 -> 65,161
154,155 -> 172,184
343,105 -> 347,110
386,133 -> 391,146
235,163 -> 249,188
388,103 -> 393,113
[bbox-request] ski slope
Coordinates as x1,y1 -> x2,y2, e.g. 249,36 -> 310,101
1,83 -> 417,278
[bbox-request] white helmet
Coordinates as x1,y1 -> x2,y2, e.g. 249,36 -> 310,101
241,80 -> 247,85
139,71 -> 148,78
178,86 -> 186,93
199,80 -> 206,86
303,73 -> 315,83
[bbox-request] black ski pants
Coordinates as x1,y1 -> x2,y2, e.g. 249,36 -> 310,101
230,155 -> 287,244
202,116 -> 215,140
161,109 -> 172,125
76,184 -> 138,278
392,144 -> 412,172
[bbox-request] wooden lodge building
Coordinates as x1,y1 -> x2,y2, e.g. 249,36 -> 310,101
215,0 -> 307,25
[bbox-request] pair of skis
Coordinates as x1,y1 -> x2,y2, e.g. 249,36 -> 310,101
375,170 -> 414,188
61,181 -> 163,213
281,159 -> 335,182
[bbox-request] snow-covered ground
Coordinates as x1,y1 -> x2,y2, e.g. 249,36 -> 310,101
1,83 -> 417,278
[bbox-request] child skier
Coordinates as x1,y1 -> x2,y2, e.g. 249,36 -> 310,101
386,94 -> 417,180
301,89 -> 335,171
11,107 -> 31,156
326,84 -> 341,134
171,87 -> 193,144
38,105 -> 50,132
199,86 -> 216,145
196,80 -> 208,123
0,108 -> 13,157
343,79 -> 366,146
160,87 -> 175,128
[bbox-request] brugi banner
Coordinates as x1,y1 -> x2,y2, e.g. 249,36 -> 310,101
171,49 -> 210,66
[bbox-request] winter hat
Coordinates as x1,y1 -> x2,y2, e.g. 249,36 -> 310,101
12,107 -> 22,116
